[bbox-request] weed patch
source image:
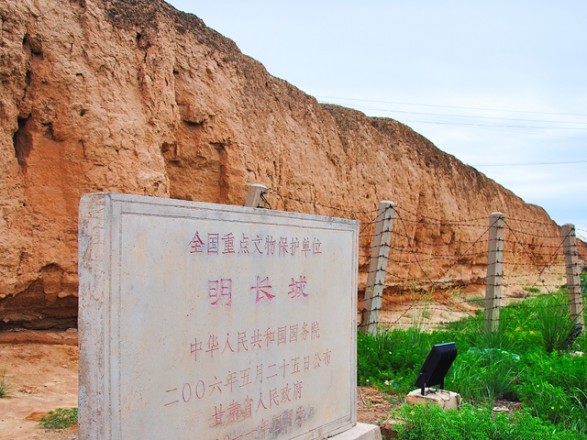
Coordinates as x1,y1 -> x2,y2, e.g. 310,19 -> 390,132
39,407 -> 78,429
358,289 -> 587,438
392,403 -> 582,439
0,370 -> 10,398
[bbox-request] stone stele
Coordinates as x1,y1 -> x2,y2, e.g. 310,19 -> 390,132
78,193 -> 379,439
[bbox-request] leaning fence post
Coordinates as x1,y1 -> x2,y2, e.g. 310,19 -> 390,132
485,212 -> 505,333
361,201 -> 396,334
562,224 -> 584,327
245,183 -> 268,208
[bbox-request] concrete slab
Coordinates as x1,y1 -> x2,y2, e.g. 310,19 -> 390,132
406,388 -> 462,410
330,423 -> 382,439
78,193 -> 359,439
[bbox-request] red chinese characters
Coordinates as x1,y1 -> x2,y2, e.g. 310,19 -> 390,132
208,278 -> 233,307
288,276 -> 309,299
250,276 -> 274,303
189,231 -> 323,258
205,274 -> 311,309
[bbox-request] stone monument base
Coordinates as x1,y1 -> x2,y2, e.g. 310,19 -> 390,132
330,423 -> 382,439
406,388 -> 462,410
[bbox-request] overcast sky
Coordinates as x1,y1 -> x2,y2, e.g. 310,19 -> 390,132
167,0 -> 587,236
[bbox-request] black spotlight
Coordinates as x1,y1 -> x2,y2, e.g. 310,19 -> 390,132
414,342 -> 457,395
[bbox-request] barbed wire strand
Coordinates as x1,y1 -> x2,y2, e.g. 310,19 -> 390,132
503,219 -> 567,297
255,190 -> 582,330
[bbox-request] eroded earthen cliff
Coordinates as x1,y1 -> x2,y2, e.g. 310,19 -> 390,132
0,0 -> 582,328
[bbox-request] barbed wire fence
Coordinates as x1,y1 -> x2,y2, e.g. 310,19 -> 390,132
244,184 -> 585,335
362,206 -> 491,332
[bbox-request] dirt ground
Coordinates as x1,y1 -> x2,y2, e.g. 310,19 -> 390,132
0,330 -> 79,440
0,330 -> 394,440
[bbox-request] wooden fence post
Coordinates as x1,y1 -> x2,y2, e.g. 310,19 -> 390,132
245,183 -> 268,208
485,212 -> 505,333
562,224 -> 584,327
361,201 -> 396,334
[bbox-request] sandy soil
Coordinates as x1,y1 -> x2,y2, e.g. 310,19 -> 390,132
0,330 -> 392,440
0,330 -> 78,440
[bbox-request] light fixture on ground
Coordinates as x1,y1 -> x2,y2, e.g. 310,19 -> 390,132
414,342 -> 457,396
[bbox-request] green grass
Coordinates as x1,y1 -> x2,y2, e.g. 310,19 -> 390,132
392,403 -> 581,440
39,407 -> 78,429
358,286 -> 587,439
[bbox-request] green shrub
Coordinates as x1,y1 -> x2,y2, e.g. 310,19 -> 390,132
516,351 -> 587,434
39,407 -> 78,429
574,330 -> 587,353
449,348 -> 521,404
533,294 -> 576,353
517,382 -> 576,427
392,403 -> 582,440
357,329 -> 432,393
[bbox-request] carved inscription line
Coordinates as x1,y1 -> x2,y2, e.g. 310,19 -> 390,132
189,322 -> 322,361
210,275 -> 311,307
166,348 -> 333,407
221,406 -> 315,440
189,231 -> 323,257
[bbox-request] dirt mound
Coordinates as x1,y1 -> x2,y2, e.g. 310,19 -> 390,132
1,0 -> 578,329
